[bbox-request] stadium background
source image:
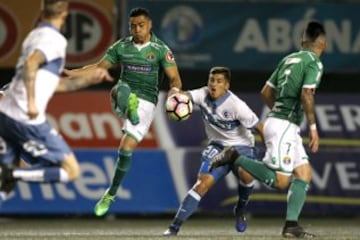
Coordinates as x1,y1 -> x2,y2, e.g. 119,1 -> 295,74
0,0 -> 359,219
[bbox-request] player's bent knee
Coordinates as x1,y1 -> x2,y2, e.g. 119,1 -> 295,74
293,163 -> 312,182
62,153 -> 81,181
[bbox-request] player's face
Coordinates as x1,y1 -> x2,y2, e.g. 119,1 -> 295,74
207,73 -> 229,100
129,15 -> 152,44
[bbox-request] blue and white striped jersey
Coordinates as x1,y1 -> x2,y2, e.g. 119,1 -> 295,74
189,87 -> 259,147
0,23 -> 67,124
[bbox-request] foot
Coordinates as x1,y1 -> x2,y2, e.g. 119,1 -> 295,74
282,225 -> 315,238
127,93 -> 139,125
234,206 -> 247,232
209,146 -> 239,171
163,224 -> 179,236
94,189 -> 115,216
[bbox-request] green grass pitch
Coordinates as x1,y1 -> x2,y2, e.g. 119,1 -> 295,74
0,216 -> 359,240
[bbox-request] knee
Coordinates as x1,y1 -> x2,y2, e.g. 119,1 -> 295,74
193,176 -> 215,197
193,182 -> 209,197
239,169 -> 254,184
62,153 -> 80,181
66,162 -> 80,181
294,164 -> 312,183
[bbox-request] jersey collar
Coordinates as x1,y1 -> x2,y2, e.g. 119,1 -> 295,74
37,22 -> 59,32
205,91 -> 231,112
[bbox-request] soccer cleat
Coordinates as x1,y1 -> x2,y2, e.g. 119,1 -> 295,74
209,146 -> 239,171
163,224 -> 179,236
127,93 -> 139,125
234,206 -> 247,232
94,189 -> 115,216
282,225 -> 315,238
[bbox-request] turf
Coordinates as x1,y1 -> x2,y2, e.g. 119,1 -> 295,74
0,216 -> 359,240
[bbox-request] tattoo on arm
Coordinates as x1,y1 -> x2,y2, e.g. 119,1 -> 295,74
301,88 -> 316,125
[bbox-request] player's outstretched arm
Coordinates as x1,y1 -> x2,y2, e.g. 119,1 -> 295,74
63,57 -> 113,77
56,67 -> 113,92
164,66 -> 182,97
23,50 -> 46,119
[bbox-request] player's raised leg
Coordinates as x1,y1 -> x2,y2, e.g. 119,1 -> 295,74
111,83 -> 139,125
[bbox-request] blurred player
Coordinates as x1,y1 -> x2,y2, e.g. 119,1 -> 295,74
66,7 -> 182,216
163,66 -> 263,236
210,21 -> 327,238
0,0 -> 113,201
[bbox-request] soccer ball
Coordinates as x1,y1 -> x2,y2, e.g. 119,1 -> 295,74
165,92 -> 193,121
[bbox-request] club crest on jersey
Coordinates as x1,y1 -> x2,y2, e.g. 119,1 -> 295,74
147,52 -> 156,61
282,156 -> 292,165
223,110 -> 231,118
166,51 -> 175,63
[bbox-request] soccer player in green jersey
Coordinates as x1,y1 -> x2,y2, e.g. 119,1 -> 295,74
210,21 -> 326,238
67,7 -> 182,216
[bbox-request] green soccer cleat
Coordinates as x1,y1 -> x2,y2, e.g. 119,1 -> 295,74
94,189 -> 115,216
127,93 -> 139,125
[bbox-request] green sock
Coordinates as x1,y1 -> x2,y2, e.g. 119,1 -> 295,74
108,149 -> 132,196
235,156 -> 277,188
111,82 -> 131,117
286,178 -> 309,221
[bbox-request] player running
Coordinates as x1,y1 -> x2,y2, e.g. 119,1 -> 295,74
0,0 -> 112,202
163,66 -> 263,236
210,21 -> 327,238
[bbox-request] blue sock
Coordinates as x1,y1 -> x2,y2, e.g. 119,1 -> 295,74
172,189 -> 201,228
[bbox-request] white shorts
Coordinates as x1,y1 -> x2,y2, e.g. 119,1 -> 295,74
123,99 -> 156,142
262,117 -> 309,175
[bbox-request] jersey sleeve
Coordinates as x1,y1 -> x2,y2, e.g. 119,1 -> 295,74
159,45 -> 177,68
104,41 -> 121,64
303,61 -> 322,88
188,87 -> 207,105
35,31 -> 66,63
266,67 -> 279,88
234,98 -> 259,129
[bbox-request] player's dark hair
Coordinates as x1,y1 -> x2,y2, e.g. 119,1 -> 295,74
210,66 -> 231,82
42,0 -> 68,19
304,21 -> 326,43
129,7 -> 151,19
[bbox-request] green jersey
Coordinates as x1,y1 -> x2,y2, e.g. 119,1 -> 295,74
267,49 -> 323,125
104,33 -> 177,104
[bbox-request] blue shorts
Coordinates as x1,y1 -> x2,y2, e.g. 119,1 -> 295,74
198,142 -> 256,182
0,112 -> 71,167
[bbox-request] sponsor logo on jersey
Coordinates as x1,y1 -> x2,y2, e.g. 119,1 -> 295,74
165,51 -> 175,63
124,63 -> 152,73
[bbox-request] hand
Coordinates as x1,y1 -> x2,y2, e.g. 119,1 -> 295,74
167,87 -> 180,98
27,102 -> 39,119
90,68 -> 114,84
308,129 -> 319,153
62,68 -> 73,77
